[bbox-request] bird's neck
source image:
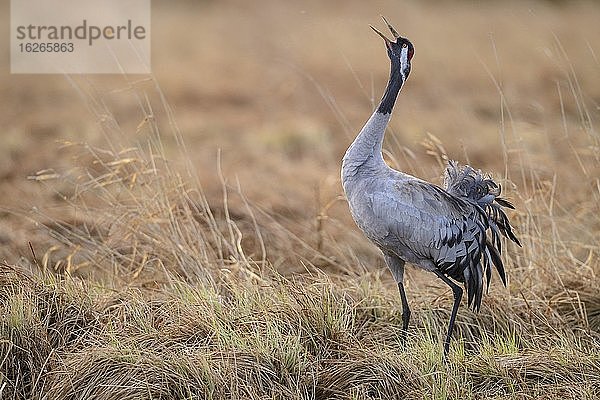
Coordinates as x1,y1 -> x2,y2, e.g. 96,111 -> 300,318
342,59 -> 404,181
378,59 -> 403,114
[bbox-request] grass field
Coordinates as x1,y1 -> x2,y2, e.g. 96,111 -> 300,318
1,0 -> 599,399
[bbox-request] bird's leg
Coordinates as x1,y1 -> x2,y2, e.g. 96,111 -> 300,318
433,270 -> 463,360
397,282 -> 411,345
385,255 -> 411,346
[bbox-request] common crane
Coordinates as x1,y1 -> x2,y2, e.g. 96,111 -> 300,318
341,17 -> 521,358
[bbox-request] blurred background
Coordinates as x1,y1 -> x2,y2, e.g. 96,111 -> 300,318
0,0 -> 598,274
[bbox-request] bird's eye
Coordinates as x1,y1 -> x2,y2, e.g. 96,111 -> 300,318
402,43 -> 408,48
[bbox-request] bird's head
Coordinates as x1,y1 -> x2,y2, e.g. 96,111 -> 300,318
370,17 -> 414,81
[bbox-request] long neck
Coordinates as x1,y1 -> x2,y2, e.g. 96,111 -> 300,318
342,58 -> 404,180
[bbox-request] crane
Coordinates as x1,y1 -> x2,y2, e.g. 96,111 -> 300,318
341,17 -> 521,358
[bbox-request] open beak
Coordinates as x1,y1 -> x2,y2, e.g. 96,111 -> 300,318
370,25 -> 392,47
370,16 -> 401,47
381,16 -> 400,39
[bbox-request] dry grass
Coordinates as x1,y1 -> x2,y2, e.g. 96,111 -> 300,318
1,0 -> 600,399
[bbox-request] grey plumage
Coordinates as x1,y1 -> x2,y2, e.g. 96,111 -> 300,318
341,18 -> 520,358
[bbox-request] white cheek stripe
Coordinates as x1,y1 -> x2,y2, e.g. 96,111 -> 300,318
400,47 -> 409,81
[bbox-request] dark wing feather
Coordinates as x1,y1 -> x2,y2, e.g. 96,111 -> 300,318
444,160 -> 520,288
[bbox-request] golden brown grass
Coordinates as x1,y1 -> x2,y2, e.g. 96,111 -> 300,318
1,1 -> 599,399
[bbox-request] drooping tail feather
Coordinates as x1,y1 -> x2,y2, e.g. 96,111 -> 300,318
443,160 -> 520,304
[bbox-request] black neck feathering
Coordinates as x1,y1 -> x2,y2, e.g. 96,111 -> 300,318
376,59 -> 403,115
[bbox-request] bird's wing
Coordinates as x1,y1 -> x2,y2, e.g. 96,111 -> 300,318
370,178 -> 494,310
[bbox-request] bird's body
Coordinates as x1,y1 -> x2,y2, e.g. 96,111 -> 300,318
342,18 -> 520,357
